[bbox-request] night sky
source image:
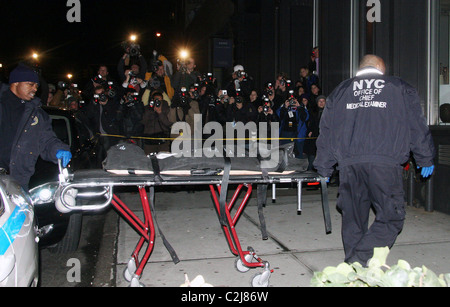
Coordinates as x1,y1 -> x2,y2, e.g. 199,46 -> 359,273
0,0 -> 188,84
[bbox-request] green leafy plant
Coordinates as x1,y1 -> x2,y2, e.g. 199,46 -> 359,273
311,247 -> 450,287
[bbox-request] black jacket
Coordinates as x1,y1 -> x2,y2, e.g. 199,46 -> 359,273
314,71 -> 435,177
0,83 -> 70,189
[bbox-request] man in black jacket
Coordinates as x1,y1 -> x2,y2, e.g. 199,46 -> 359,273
0,64 -> 71,190
314,55 -> 435,265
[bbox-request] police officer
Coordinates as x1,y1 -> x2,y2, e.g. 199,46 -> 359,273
0,64 -> 72,190
314,55 -> 435,265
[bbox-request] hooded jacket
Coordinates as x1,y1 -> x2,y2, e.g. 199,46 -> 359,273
0,83 -> 69,189
314,69 -> 435,177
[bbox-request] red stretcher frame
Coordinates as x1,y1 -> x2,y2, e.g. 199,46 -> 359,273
56,169 -> 331,287
109,183 -> 272,287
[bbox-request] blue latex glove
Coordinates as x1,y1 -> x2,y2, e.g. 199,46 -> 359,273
56,150 -> 72,168
418,165 -> 435,178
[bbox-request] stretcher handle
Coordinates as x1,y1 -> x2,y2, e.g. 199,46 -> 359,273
58,183 -> 114,212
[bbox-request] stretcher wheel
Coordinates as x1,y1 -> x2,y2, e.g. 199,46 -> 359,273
235,254 -> 254,273
123,258 -> 137,282
251,271 -> 271,287
129,276 -> 145,288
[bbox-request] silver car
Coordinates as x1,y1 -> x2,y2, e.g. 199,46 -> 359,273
0,175 -> 39,287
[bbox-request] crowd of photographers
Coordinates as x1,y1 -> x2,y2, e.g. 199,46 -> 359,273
42,43 -> 325,170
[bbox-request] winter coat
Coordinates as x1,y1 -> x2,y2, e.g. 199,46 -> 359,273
0,84 -> 70,189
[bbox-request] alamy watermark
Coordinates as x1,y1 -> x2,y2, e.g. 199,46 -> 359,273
66,258 -> 81,283
367,0 -> 381,23
171,115 -> 280,168
66,0 -> 81,23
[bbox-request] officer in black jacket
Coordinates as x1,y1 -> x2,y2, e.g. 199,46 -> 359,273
0,64 -> 71,190
314,55 -> 435,265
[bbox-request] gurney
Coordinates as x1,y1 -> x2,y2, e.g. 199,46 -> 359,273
53,142 -> 332,287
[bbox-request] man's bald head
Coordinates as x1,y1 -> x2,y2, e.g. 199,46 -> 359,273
359,55 -> 386,74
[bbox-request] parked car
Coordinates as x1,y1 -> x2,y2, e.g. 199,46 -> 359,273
29,106 -> 101,253
0,175 -> 39,287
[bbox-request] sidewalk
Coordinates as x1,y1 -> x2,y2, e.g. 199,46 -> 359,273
102,186 -> 450,287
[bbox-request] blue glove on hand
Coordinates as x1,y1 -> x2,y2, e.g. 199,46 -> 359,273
418,165 -> 435,178
56,150 -> 72,168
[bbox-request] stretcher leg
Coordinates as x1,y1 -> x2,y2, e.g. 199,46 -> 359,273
110,187 -> 156,287
209,184 -> 273,286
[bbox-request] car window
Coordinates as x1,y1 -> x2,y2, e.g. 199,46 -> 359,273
50,116 -> 72,147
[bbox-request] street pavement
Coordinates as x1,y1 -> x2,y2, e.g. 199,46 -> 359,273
40,185 -> 450,288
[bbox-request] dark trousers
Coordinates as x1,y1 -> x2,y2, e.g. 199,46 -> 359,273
337,163 -> 406,265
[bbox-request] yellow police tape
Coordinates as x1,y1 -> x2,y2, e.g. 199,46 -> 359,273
97,133 -> 317,142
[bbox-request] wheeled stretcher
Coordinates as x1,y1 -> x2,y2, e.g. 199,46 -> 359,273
54,142 -> 332,287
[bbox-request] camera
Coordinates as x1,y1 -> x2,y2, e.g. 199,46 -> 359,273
121,41 -> 141,57
106,81 -> 116,98
122,92 -> 139,106
288,90 -> 297,106
207,95 -> 218,107
199,73 -> 214,85
263,97 -> 271,113
58,81 -> 75,90
178,87 -> 190,106
92,74 -> 107,86
149,98 -> 162,108
236,70 -> 247,79
177,59 -> 188,74
93,93 -> 108,104
235,88 -> 244,104
190,83 -> 200,100
149,75 -> 161,90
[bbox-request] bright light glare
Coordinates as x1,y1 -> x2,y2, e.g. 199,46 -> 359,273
32,53 -> 39,59
180,50 -> 189,59
130,35 -> 137,42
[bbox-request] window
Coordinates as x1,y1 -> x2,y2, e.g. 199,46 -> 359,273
439,0 -> 450,124
50,116 -> 71,147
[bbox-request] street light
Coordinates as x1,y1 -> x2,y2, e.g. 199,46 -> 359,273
130,34 -> 137,42
32,52 -> 39,60
67,74 -> 73,80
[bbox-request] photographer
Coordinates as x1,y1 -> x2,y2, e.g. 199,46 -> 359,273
82,85 -> 123,164
168,87 -> 201,140
141,91 -> 172,154
118,88 -> 145,143
225,65 -> 254,102
206,89 -> 228,126
118,49 -> 148,93
49,81 -> 82,109
171,57 -> 201,92
226,89 -> 257,125
83,65 -> 116,101
145,55 -> 175,100
276,91 -> 309,159
262,81 -> 284,111
257,96 -> 279,144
